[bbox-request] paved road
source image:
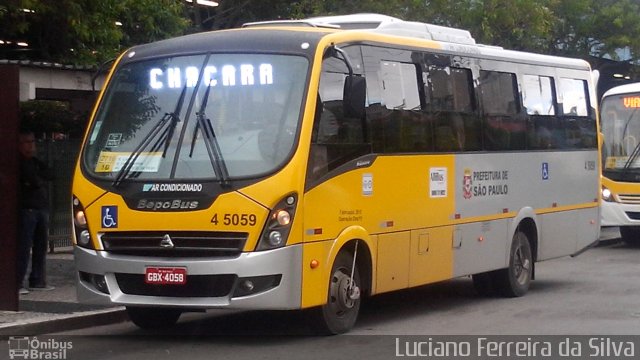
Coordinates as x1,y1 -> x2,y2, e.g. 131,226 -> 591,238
32,236 -> 639,360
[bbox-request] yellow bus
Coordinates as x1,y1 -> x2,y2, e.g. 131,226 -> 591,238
72,14 -> 600,334
600,82 -> 640,244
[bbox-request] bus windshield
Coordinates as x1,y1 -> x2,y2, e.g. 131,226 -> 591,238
83,53 -> 309,182
601,93 -> 640,175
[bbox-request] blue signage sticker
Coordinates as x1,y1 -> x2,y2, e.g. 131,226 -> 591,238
542,162 -> 549,180
101,206 -> 118,228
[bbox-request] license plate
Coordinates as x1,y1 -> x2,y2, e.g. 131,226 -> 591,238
145,267 -> 187,285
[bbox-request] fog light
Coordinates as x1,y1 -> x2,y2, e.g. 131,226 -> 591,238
232,275 -> 282,298
241,280 -> 255,292
79,230 -> 91,246
268,231 -> 283,247
92,274 -> 109,294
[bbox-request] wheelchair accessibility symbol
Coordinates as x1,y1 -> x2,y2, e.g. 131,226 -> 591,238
101,206 -> 118,228
542,162 -> 549,180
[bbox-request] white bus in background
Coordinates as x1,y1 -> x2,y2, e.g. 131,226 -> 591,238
600,82 -> 640,244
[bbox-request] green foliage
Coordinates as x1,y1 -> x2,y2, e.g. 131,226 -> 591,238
0,0 -> 188,65
20,100 -> 76,135
2,0 -> 640,65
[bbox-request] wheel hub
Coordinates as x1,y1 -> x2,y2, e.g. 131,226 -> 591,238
330,270 -> 360,312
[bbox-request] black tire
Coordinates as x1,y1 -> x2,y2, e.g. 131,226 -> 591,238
126,307 -> 181,329
309,251 -> 361,335
492,231 -> 533,298
619,227 -> 640,246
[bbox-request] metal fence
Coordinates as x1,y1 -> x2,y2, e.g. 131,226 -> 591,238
40,138 -> 82,251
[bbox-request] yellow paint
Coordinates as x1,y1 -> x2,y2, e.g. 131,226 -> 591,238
409,226 -> 454,287
83,191 -> 269,251
602,176 -> 640,196
376,232 -> 411,293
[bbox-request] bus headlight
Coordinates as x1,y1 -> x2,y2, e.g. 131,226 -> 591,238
257,193 -> 297,251
73,195 -> 95,249
602,187 -> 614,202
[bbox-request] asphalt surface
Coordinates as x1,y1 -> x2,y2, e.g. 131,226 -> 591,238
0,227 -> 624,336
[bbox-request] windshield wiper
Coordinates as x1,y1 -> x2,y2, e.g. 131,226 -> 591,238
620,108 -> 639,141
191,83 -> 230,187
620,140 -> 640,178
112,85 -> 188,187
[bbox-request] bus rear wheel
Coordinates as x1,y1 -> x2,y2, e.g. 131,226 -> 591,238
126,307 -> 181,329
619,226 -> 640,246
309,251 -> 361,335
493,231 -> 533,297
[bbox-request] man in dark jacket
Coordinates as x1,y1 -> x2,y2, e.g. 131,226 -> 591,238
17,130 -> 54,294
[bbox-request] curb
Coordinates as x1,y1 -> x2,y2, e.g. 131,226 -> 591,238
0,307 -> 128,336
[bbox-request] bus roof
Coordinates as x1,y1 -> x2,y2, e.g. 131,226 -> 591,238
602,82 -> 640,98
123,14 -> 590,72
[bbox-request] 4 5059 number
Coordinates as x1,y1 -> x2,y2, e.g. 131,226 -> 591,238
211,213 -> 257,226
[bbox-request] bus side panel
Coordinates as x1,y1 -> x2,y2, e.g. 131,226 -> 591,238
537,211 -> 578,260
301,240 -> 332,308
451,220 -> 509,278
575,206 -> 600,251
454,151 -> 599,264
376,231 -> 411,293
408,226 -> 454,287
302,155 -> 456,297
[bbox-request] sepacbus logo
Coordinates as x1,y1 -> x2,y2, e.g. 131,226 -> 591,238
136,199 -> 199,211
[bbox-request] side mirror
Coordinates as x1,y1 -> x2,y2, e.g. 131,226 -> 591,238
343,75 -> 366,118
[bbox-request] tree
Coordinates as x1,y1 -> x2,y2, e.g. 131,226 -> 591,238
0,0 -> 188,65
3,0 -> 640,65
547,0 -> 640,61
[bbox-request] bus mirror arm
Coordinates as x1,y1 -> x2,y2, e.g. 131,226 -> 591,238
329,45 -> 366,118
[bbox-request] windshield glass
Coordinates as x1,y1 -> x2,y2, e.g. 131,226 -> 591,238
601,93 -> 640,171
83,53 -> 308,181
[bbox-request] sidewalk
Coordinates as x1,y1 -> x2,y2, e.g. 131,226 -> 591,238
0,248 -> 127,336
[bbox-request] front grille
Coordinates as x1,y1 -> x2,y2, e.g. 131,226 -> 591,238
618,194 -> 640,205
115,273 -> 236,297
101,231 -> 248,258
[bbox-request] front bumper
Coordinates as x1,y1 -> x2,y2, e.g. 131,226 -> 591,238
601,201 -> 640,227
74,244 -> 302,310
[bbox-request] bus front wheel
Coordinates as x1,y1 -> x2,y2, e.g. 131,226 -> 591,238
493,231 -> 533,297
126,307 -> 181,329
309,251 -> 361,335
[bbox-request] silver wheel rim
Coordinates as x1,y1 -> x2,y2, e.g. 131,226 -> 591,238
328,268 -> 356,317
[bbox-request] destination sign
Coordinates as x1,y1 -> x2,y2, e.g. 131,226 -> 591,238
149,63 -> 274,89
623,96 -> 640,108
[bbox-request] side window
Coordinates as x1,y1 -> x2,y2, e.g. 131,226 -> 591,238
560,77 -> 595,148
425,67 -> 473,113
479,70 -> 519,115
523,75 -> 562,150
479,70 -> 524,150
523,75 -> 555,115
379,61 -> 422,110
560,78 -> 589,116
425,66 -> 478,151
361,45 -> 431,154
308,46 -> 370,182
